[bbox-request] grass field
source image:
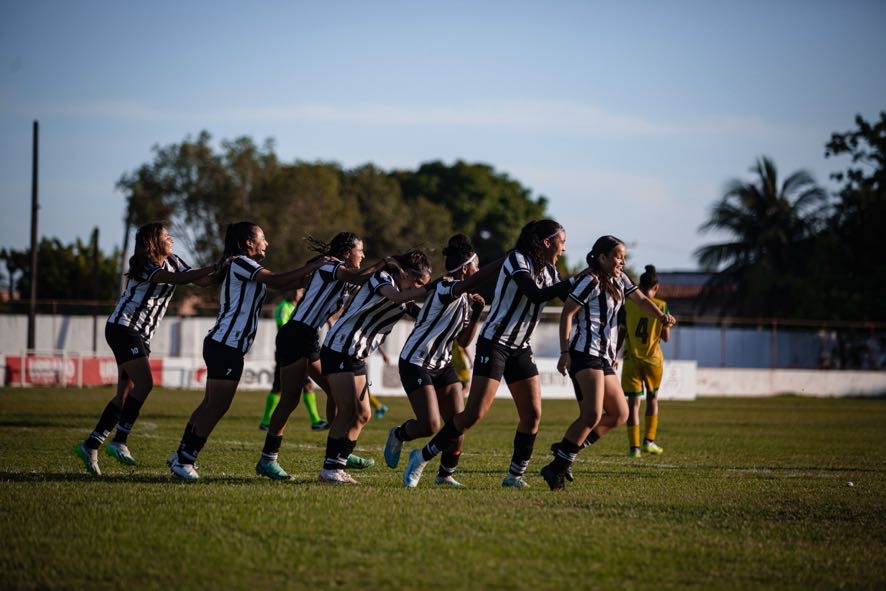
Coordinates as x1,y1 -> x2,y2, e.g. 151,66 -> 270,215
1,387 -> 884,590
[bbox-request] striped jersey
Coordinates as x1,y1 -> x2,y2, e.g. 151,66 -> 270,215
480,250 -> 560,349
207,255 -> 267,353
400,278 -> 471,370
324,270 -> 420,360
568,272 -> 638,362
107,254 -> 191,342
620,296 -> 668,365
290,261 -> 350,329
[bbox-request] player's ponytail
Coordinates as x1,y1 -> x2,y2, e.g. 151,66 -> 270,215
639,264 -> 660,294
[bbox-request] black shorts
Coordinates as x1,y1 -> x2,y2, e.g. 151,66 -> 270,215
320,346 -> 367,377
472,338 -> 538,384
203,337 -> 245,381
271,362 -> 282,392
567,350 -> 616,401
399,359 -> 459,394
275,321 -> 322,367
105,323 -> 150,364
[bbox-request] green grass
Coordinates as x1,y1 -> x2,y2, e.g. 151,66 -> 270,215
1,388 -> 884,590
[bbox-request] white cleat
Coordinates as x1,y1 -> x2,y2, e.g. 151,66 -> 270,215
403,449 -> 428,488
170,459 -> 199,481
434,474 -> 464,488
105,442 -> 136,465
74,442 -> 101,476
318,468 -> 358,484
501,473 -> 530,489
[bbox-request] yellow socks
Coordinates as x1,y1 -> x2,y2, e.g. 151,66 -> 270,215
627,424 -> 641,448
645,415 -> 659,442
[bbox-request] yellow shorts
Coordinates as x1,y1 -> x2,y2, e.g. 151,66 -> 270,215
621,358 -> 663,397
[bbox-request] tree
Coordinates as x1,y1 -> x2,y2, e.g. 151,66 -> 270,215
695,156 -> 829,316
393,160 -> 549,265
820,112 -> 886,321
0,236 -> 120,301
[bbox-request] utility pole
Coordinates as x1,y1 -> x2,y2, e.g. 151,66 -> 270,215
91,227 -> 100,352
27,120 -> 39,351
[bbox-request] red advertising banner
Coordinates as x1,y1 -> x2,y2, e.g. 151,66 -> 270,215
4,355 -> 163,386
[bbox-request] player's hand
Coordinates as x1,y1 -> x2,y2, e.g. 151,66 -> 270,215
557,351 -> 570,376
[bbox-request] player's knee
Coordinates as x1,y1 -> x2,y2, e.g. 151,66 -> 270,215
355,405 -> 372,426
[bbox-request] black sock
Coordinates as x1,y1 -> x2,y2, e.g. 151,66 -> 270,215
177,423 -> 207,464
552,438 -> 581,472
85,401 -> 122,450
508,431 -> 537,476
323,437 -> 345,470
262,434 -> 283,459
438,449 -> 461,478
113,396 -> 145,444
422,420 -> 463,462
341,439 -> 357,462
395,422 -> 413,442
581,431 -> 600,448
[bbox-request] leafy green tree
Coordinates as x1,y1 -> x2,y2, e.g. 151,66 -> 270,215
1,236 -> 120,301
819,112 -> 886,321
695,156 -> 829,316
393,160 -> 549,264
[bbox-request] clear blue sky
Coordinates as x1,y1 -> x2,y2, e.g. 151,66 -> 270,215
2,1 -> 884,274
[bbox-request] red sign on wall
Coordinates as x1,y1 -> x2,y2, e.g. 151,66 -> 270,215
4,355 -> 163,386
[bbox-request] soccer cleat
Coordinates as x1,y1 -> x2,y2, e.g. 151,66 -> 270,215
628,447 -> 642,458
551,442 -> 574,482
105,442 -> 137,465
501,473 -> 530,489
256,457 -> 294,481
383,427 -> 403,468
167,451 -> 199,471
346,454 -> 375,470
374,404 -> 389,419
170,459 -> 199,481
403,449 -> 428,488
310,419 -> 330,431
258,423 -> 270,432
540,462 -> 565,491
434,474 -> 464,488
318,468 -> 358,484
74,442 -> 101,476
642,441 -> 664,455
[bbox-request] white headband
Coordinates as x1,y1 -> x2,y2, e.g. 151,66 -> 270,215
447,253 -> 477,275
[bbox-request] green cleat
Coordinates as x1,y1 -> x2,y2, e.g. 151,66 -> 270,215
642,441 -> 664,455
74,442 -> 101,476
346,454 -> 375,470
628,447 -> 642,458
105,442 -> 137,465
256,457 -> 294,481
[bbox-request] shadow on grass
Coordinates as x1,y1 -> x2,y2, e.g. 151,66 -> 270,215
0,471 -> 323,486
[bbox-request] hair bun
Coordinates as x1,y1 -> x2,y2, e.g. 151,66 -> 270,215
645,265 -> 657,274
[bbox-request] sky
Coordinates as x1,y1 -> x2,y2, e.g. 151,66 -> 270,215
1,1 -> 885,276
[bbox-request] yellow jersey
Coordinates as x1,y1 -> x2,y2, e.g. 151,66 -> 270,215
621,296 -> 668,365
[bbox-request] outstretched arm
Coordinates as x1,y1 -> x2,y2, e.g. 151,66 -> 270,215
451,255 -> 506,298
627,289 -> 676,328
335,256 -> 399,285
255,257 -> 329,290
150,264 -> 218,286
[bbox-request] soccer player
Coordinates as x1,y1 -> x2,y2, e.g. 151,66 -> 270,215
618,265 -> 670,457
383,234 -> 499,487
540,236 -> 676,491
74,223 -> 217,476
168,222 -> 326,480
403,220 -> 576,489
259,292 -> 328,432
256,232 -> 396,480
318,250 -> 431,484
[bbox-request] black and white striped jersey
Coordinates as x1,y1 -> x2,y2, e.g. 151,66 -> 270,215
479,250 -> 561,350
206,255 -> 268,354
568,272 -> 638,362
290,261 -> 351,329
400,278 -> 470,370
324,270 -> 420,360
107,254 -> 191,342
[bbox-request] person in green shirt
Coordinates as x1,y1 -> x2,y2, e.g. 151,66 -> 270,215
259,291 -> 328,431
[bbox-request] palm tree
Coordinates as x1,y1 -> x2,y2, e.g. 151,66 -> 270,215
694,156 -> 829,316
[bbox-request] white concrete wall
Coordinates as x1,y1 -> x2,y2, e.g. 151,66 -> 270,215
696,368 -> 886,397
